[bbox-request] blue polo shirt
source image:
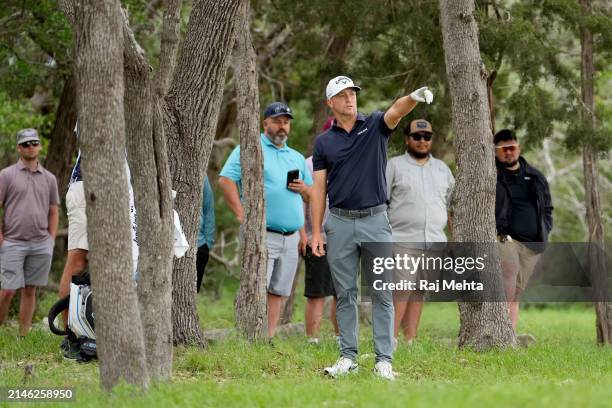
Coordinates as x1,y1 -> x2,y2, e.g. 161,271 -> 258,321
220,134 -> 312,233
312,111 -> 394,210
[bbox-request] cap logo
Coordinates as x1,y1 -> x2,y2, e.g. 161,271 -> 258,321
273,106 -> 290,114
417,121 -> 428,129
335,77 -> 351,85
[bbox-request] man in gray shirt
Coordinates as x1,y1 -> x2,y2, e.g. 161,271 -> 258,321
0,129 -> 59,336
386,119 -> 454,347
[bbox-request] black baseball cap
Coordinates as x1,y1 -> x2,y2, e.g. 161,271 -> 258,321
263,102 -> 294,119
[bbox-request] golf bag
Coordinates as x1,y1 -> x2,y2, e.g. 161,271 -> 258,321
48,273 -> 97,361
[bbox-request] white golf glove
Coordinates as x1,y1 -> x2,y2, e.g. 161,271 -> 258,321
410,86 -> 434,104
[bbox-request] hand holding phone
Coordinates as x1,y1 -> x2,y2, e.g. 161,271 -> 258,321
286,169 -> 300,189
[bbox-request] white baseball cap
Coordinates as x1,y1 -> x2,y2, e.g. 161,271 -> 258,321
326,76 -> 361,99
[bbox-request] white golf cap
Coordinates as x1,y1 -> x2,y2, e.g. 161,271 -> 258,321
326,75 -> 361,99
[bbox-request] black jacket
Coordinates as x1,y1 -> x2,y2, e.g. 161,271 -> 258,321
495,157 -> 553,248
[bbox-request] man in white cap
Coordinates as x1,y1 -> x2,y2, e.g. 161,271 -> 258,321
0,128 -> 59,337
311,76 -> 433,380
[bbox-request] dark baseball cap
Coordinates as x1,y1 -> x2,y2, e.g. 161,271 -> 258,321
263,102 -> 294,119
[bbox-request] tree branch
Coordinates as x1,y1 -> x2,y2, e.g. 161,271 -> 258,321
154,0 -> 183,97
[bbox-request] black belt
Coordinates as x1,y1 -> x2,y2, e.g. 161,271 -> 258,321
330,204 -> 387,218
266,228 -> 296,236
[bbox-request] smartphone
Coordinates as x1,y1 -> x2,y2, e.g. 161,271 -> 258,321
286,169 -> 300,188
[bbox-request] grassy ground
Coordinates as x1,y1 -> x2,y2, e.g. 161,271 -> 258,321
1,286 -> 611,407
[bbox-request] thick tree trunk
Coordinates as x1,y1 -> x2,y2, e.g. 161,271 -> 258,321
123,15 -> 175,379
579,0 -> 611,345
44,74 -> 79,198
233,1 -> 268,341
439,0 -> 516,350
165,0 -> 243,345
74,0 -> 149,390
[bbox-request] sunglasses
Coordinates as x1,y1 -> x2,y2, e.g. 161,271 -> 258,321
495,144 -> 518,152
409,133 -> 432,141
19,141 -> 40,148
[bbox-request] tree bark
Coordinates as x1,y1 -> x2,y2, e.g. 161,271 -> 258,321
74,0 -> 149,390
280,265 -> 300,324
122,12 -> 175,379
233,1 -> 268,341
439,0 -> 516,350
154,0 -> 183,98
579,0 -> 611,346
44,74 -> 79,198
165,0 -> 243,345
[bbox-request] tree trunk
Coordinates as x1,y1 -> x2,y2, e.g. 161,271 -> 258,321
486,71 -> 497,134
74,0 -> 149,390
154,0 -> 183,98
44,74 -> 79,198
439,0 -> 516,350
233,1 -> 268,341
165,0 -> 243,345
280,265 -> 300,324
579,0 -> 611,345
122,13 -> 175,379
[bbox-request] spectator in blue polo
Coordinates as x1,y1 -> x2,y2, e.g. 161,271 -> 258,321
218,102 -> 312,338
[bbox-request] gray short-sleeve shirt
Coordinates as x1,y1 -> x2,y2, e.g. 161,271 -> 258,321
0,160 -> 60,242
386,153 -> 454,244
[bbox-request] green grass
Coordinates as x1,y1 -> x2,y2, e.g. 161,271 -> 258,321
1,290 -> 611,407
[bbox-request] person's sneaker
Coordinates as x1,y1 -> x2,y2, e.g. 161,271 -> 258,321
307,337 -> 320,345
323,357 -> 358,378
373,361 -> 395,381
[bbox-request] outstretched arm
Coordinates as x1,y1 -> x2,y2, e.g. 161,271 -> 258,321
384,86 -> 434,130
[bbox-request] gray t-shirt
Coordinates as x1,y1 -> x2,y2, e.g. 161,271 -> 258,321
386,153 -> 454,245
0,160 -> 60,242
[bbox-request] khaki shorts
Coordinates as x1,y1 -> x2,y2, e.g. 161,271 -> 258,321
498,239 -> 540,291
266,231 -> 299,297
66,181 -> 88,251
0,238 -> 54,290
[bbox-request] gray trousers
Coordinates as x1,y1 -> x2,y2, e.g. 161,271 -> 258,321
325,210 -> 394,363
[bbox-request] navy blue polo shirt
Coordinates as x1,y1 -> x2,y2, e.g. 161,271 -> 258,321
312,111 -> 394,210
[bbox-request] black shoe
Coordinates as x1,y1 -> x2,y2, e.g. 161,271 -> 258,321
60,336 -> 70,352
62,338 -> 81,361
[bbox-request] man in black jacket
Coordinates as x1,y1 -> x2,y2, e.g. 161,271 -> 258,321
494,129 -> 553,329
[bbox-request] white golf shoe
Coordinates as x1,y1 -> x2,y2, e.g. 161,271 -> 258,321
373,361 -> 395,381
323,357 -> 358,378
